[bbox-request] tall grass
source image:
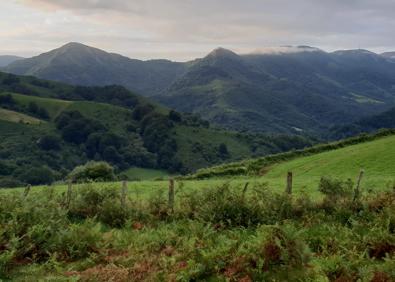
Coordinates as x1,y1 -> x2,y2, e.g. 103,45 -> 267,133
0,180 -> 394,281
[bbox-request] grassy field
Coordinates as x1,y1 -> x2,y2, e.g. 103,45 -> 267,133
261,134 -> 395,196
3,133 -> 395,199
121,167 -> 170,181
1,132 -> 395,281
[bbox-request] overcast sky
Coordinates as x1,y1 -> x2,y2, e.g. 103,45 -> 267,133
1,0 -> 395,61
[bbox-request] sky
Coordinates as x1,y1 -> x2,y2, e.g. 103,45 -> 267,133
1,0 -> 395,61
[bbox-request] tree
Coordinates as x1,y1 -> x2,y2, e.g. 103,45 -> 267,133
37,107 -> 49,119
38,135 -> 61,151
218,143 -> 229,158
168,110 -> 182,122
18,166 -> 55,185
102,146 -> 122,164
68,161 -> 115,183
28,102 -> 39,114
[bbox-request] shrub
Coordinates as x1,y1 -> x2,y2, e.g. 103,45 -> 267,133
68,161 -> 115,183
17,166 -> 55,185
180,184 -> 264,227
68,185 -> 129,227
37,135 -> 61,151
318,176 -> 354,200
0,177 -> 24,188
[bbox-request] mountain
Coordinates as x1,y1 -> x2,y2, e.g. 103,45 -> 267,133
329,106 -> 395,139
381,52 -> 395,60
4,43 -> 395,134
159,47 -> 395,134
0,71 -> 312,187
4,42 -> 186,96
0,55 -> 23,67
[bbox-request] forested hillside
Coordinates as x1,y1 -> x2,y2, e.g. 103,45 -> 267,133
0,72 -> 312,187
4,43 -> 395,134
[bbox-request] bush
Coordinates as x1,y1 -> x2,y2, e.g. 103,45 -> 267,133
68,185 -> 129,227
37,135 -> 61,151
318,177 -> 354,201
68,161 -> 115,183
179,184 -> 264,227
17,166 -> 55,185
0,177 -> 24,188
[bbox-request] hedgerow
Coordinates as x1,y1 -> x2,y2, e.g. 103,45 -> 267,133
189,129 -> 395,179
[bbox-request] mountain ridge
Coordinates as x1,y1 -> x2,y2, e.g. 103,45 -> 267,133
4,43 -> 395,134
0,55 -> 24,67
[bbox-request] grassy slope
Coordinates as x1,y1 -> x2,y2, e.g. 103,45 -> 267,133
1,92 -> 72,120
174,125 -> 253,171
4,133 -> 395,200
121,167 -> 170,180
0,108 -> 44,124
261,134 -> 395,196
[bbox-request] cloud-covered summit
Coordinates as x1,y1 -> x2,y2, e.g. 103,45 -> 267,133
1,1 -> 394,61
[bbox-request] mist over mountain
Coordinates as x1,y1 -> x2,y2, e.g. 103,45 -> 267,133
381,52 -> 395,60
0,55 -> 23,67
3,43 -> 395,134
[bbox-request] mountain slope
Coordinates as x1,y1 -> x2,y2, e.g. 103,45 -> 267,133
329,106 -> 395,139
5,44 -> 395,134
0,72 -> 312,187
0,55 -> 23,67
191,130 -> 395,195
159,47 -> 395,134
4,42 -> 185,96
381,52 -> 395,60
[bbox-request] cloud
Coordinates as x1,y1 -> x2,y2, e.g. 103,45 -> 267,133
2,0 -> 395,60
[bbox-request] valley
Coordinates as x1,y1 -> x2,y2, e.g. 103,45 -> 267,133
1,2 -> 395,281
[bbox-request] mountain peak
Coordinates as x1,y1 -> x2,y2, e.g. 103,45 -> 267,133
55,42 -> 100,52
207,47 -> 239,58
332,49 -> 377,56
58,42 -> 94,51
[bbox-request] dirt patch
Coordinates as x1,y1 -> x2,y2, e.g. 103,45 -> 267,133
259,166 -> 272,176
370,271 -> 393,282
76,265 -> 129,282
369,242 -> 395,259
262,240 -> 282,270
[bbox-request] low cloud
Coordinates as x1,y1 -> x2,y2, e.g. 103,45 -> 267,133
2,0 -> 395,60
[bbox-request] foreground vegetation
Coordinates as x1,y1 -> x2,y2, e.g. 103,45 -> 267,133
0,177 -> 394,281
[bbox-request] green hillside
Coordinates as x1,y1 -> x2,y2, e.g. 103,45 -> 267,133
262,134 -> 395,194
192,131 -> 395,195
0,108 -> 43,124
0,72 -> 313,187
5,43 -> 395,135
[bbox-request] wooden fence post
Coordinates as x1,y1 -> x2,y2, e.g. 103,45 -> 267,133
168,178 -> 175,211
121,180 -> 128,208
242,182 -> 249,200
23,184 -> 31,199
354,169 -> 364,201
285,172 -> 293,195
66,181 -> 73,208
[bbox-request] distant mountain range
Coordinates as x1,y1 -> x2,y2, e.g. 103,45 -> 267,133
381,52 -> 395,60
0,55 -> 23,67
3,43 -> 395,134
